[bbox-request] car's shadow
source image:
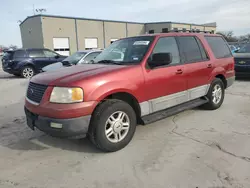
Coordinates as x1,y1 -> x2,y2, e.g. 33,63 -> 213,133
0,74 -> 23,79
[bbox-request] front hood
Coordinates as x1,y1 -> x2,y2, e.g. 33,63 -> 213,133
31,64 -> 126,86
233,53 -> 250,58
42,62 -> 63,72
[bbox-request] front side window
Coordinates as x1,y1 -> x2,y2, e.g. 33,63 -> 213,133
205,36 -> 232,58
93,36 -> 155,65
44,50 -> 58,58
178,36 -> 203,62
151,37 -> 180,65
82,52 -> 101,64
62,52 -> 87,65
28,50 -> 46,58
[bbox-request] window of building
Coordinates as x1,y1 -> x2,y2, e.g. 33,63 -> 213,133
162,28 -> 169,33
85,38 -> 98,50
205,36 -> 232,59
151,37 -> 180,65
149,30 -> 154,34
178,36 -> 204,63
173,28 -> 178,32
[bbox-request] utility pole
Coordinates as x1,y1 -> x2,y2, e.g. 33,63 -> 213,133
33,4 -> 35,15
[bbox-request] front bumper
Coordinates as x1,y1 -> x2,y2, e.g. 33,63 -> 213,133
25,107 -> 91,138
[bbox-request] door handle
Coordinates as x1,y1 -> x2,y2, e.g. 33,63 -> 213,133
207,64 -> 212,68
176,69 -> 183,74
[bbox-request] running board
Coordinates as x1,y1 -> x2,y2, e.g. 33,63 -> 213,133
141,98 -> 209,125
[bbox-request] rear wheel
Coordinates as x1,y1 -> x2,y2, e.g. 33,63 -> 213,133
21,66 -> 35,78
88,99 -> 137,152
201,78 -> 225,110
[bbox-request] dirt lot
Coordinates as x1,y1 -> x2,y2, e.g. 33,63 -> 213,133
0,62 -> 250,188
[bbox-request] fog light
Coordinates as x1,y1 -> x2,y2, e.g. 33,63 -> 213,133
50,122 -> 63,129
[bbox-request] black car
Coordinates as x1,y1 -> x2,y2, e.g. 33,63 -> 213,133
234,43 -> 250,77
1,48 -> 67,78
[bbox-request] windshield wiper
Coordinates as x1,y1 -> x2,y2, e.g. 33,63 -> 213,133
94,60 -> 122,65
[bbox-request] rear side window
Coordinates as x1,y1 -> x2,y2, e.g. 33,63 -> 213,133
13,50 -> 26,58
178,36 -> 205,63
28,50 -> 46,58
205,36 -> 232,58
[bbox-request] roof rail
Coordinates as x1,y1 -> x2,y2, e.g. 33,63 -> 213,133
165,29 -> 214,34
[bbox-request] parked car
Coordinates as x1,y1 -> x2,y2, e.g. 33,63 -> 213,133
25,33 -> 235,152
42,50 -> 102,72
2,48 -> 67,78
233,43 -> 250,77
229,44 -> 239,53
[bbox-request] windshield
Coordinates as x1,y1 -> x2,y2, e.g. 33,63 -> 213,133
93,36 -> 155,65
63,52 -> 87,64
237,43 -> 250,53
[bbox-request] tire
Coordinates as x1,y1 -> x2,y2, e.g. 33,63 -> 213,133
21,66 -> 35,78
201,78 -> 225,110
88,99 -> 137,152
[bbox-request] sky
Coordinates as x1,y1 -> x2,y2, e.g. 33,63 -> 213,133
0,0 -> 250,47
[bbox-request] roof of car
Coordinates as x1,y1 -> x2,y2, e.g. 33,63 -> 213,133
78,49 -> 103,53
140,33 -> 221,37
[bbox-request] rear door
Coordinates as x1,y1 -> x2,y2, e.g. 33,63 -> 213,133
177,36 -> 212,100
143,36 -> 188,114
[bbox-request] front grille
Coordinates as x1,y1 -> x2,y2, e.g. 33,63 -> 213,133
26,82 -> 48,104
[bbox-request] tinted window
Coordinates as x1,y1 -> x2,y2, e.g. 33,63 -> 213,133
205,36 -> 232,58
13,50 -> 26,58
82,52 -> 101,63
196,38 -> 209,60
151,37 -> 180,65
237,43 -> 250,53
149,30 -> 154,34
44,50 -> 58,57
178,36 -> 203,62
28,50 -> 46,58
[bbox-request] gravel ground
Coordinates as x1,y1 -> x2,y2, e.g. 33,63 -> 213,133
0,62 -> 250,188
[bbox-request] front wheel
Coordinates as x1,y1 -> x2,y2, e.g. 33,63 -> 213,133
201,78 -> 225,110
88,99 -> 137,152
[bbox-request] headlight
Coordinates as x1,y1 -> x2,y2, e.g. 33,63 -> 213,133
50,87 -> 83,103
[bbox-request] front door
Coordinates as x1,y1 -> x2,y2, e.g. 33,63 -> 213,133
28,49 -> 49,71
143,37 -> 188,114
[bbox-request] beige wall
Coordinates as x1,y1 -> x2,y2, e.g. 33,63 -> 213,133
127,23 -> 145,37
76,20 -> 104,50
145,23 -> 171,33
171,23 -> 191,30
20,16 -> 44,48
191,25 -> 204,31
103,22 -> 126,47
204,26 -> 216,32
41,16 -> 77,54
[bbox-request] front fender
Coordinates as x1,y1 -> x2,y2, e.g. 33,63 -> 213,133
86,80 -> 140,102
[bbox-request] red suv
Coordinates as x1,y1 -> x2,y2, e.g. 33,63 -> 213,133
25,33 -> 235,152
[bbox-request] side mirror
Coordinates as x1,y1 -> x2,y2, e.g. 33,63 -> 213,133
55,55 -> 60,59
148,53 -> 172,68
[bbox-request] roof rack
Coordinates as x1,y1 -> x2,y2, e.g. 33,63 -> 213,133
166,28 -> 214,34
